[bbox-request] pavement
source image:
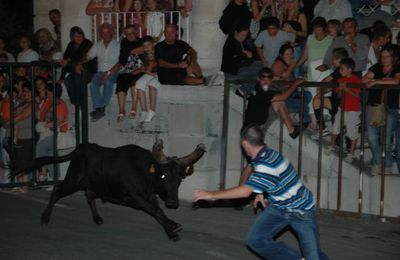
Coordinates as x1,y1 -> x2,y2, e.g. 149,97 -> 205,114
0,189 -> 399,260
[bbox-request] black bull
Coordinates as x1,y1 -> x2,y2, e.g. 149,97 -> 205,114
10,139 -> 206,241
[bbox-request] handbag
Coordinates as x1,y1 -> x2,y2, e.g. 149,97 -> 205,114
367,103 -> 385,127
57,130 -> 76,150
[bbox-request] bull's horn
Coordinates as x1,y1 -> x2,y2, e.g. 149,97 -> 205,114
152,138 -> 167,163
175,144 -> 206,167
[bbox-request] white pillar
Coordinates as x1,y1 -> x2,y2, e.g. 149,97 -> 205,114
191,0 -> 229,71
59,0 -> 92,51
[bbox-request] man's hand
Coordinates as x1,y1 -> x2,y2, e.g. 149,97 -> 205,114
315,64 -> 328,72
178,62 -> 188,69
243,50 -> 253,58
193,189 -> 213,201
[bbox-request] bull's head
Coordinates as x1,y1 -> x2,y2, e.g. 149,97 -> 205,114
152,138 -> 206,209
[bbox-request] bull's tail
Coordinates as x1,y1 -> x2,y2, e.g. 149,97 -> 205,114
9,151 -> 75,180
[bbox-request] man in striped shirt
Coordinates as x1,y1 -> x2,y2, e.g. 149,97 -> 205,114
193,124 -> 327,260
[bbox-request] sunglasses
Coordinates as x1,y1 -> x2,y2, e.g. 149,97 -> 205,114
260,74 -> 273,79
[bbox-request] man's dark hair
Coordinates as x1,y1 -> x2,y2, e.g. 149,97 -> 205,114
332,47 -> 349,60
258,67 -> 273,76
340,58 -> 355,71
49,9 -> 61,15
312,16 -> 327,30
240,123 -> 266,146
142,35 -> 154,43
69,26 -> 85,39
264,17 -> 280,29
342,17 -> 358,28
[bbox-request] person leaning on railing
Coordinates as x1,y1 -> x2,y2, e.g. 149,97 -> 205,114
362,44 -> 400,176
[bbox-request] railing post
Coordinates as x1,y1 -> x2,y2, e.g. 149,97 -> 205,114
379,89 -> 388,219
81,68 -> 89,143
220,80 -> 230,190
316,85 -> 324,210
336,88 -> 345,213
297,84 -> 305,177
358,87 -> 366,216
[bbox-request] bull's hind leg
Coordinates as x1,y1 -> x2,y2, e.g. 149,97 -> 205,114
126,195 -> 181,242
85,190 -> 104,225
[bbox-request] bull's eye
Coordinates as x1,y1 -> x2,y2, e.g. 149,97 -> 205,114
161,175 -> 166,179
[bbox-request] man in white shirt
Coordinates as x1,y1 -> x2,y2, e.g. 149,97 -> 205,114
77,23 -> 120,120
314,0 -> 353,22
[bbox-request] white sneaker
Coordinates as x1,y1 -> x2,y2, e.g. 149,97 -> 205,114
139,112 -> 148,122
144,110 -> 155,122
344,154 -> 354,163
311,128 -> 330,140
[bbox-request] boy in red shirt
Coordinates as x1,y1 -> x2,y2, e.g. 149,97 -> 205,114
326,58 -> 361,163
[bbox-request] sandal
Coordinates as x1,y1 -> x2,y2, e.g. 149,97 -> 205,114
128,110 -> 137,118
117,113 -> 125,122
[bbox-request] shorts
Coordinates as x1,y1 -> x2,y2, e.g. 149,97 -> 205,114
136,74 -> 161,91
116,72 -> 144,93
332,108 -> 360,140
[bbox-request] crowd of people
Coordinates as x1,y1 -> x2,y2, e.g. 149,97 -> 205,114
220,0 -> 400,176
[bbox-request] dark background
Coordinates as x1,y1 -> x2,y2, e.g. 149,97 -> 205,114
0,0 -> 34,55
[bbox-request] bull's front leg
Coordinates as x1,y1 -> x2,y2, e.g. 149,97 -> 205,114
126,195 -> 182,241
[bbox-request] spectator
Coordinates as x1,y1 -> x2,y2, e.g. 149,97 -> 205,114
314,0 -> 353,22
312,47 -> 349,138
78,23 -> 120,121
363,24 -> 391,75
35,76 -> 49,111
243,67 -> 302,139
221,26 -> 261,95
128,0 -> 147,38
319,18 -> 370,75
48,9 -> 61,50
272,44 -> 311,126
36,83 -> 68,181
17,36 -> 39,63
255,17 -> 295,69
325,58 -> 361,163
274,0 -> 286,18
326,19 -> 341,38
136,35 -> 160,123
145,0 -> 165,43
59,26 -> 94,107
155,24 -> 204,85
86,0 -> 120,15
0,37 -> 15,62
279,0 -> 308,77
35,28 -> 60,63
219,0 -> 253,36
250,0 -> 277,38
362,44 -> 400,175
112,25 -> 144,122
5,82 -> 34,193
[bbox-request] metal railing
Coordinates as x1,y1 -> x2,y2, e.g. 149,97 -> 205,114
93,11 -> 190,43
221,79 -> 400,219
0,62 -> 89,188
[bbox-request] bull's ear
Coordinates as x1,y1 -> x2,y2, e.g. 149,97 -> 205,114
182,164 -> 194,178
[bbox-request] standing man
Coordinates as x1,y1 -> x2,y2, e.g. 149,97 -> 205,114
48,9 -> 61,50
193,124 -> 328,260
77,23 -> 120,120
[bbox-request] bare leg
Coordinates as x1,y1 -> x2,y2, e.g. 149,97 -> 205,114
137,89 -> 148,112
149,86 -> 157,111
117,91 -> 126,115
130,86 -> 138,113
349,139 -> 357,155
272,101 -> 294,133
184,76 -> 204,85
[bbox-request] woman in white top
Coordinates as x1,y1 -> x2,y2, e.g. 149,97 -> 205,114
17,36 -> 39,63
145,0 -> 164,43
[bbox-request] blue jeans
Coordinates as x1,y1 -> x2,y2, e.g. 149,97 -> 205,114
286,90 -> 312,123
247,205 -> 328,260
367,108 -> 398,167
89,72 -> 117,109
224,61 -> 262,94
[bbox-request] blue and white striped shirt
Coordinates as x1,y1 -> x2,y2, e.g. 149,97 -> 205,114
245,146 -> 315,210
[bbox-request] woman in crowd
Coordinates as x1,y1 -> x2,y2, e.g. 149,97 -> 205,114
272,43 -> 311,126
129,0 -> 147,38
221,26 -> 261,96
36,83 -> 69,181
6,82 -> 34,192
59,26 -> 93,107
362,44 -> 400,175
145,0 -> 164,43
250,0 -> 276,38
35,28 -> 60,63
279,0 -> 307,78
0,37 -> 15,62
17,36 -> 39,63
326,19 -> 341,38
363,24 -> 392,75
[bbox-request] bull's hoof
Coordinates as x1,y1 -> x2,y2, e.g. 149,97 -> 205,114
93,216 -> 104,226
41,214 -> 50,226
168,233 -> 180,242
